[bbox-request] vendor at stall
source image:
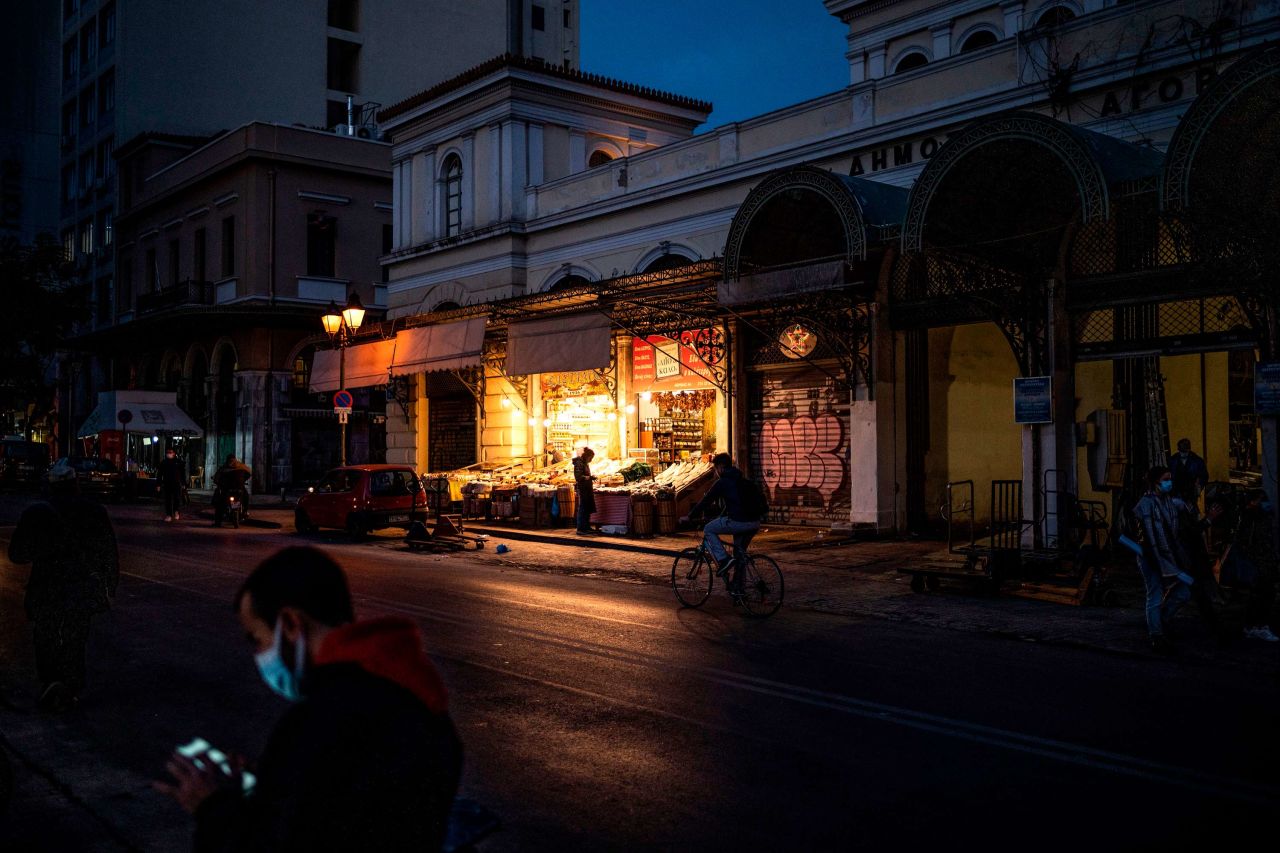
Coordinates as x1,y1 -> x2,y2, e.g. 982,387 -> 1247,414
573,447 -> 597,535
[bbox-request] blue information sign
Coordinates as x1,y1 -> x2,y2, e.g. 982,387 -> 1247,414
1013,376 -> 1053,424
1255,362 -> 1280,415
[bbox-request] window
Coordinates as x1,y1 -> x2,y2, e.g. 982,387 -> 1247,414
220,216 -> 235,277
531,4 -> 545,30
894,51 -> 929,74
327,0 -> 359,31
293,356 -> 310,389
193,228 -> 206,281
62,164 -> 77,204
306,213 -> 337,277
79,152 -> 94,194
100,210 -> 112,246
1035,6 -> 1077,28
959,29 -> 999,53
145,248 -> 157,292
80,86 -> 96,128
62,101 -> 77,141
588,149 -> 613,169
63,40 -> 79,82
564,7 -> 571,27
62,230 -> 75,262
381,223 -> 392,282
80,219 -> 94,255
100,2 -> 116,48
96,277 -> 112,324
442,155 -> 462,237
80,19 -> 96,67
316,470 -> 355,494
169,239 -> 180,285
369,469 -> 415,497
98,69 -> 115,115
119,258 -> 132,308
326,37 -> 360,92
97,136 -> 115,178
63,0 -> 79,21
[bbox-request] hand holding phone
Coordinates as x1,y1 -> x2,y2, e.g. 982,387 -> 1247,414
155,737 -> 256,813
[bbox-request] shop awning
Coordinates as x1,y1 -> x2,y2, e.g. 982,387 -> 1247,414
309,339 -> 397,392
506,312 -> 611,376
77,391 -> 203,437
719,259 -> 845,306
390,317 -> 486,375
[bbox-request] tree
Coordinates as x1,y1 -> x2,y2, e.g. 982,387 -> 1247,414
0,234 -> 89,429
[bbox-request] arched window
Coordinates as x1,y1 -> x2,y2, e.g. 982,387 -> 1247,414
292,355 -> 309,390
894,51 -> 929,74
1035,5 -> 1076,28
442,154 -> 462,237
588,149 -> 613,169
959,29 -> 999,53
433,301 -> 461,312
547,274 -> 590,293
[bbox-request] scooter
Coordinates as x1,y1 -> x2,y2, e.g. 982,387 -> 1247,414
224,491 -> 244,529
214,487 -> 248,528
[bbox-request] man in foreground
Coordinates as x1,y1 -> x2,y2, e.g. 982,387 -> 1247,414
155,546 -> 463,851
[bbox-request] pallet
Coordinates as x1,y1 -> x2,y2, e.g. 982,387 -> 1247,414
1003,568 -> 1095,606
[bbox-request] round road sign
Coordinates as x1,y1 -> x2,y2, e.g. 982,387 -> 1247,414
333,390 -> 354,409
117,409 -> 134,425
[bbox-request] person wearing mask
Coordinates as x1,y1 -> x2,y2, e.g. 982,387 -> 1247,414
8,466 -> 119,712
212,454 -> 252,527
155,546 -> 463,851
679,453 -> 765,595
1169,438 -> 1209,505
1133,466 -> 1196,654
158,447 -> 186,522
573,447 -> 598,535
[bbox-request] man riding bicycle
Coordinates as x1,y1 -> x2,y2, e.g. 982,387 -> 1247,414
680,453 -> 764,594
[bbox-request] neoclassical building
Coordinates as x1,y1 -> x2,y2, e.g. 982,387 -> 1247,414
364,0 -> 1279,534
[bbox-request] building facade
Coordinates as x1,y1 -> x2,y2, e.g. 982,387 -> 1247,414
57,0 -> 580,458
372,0 -> 1280,535
99,122 -> 392,490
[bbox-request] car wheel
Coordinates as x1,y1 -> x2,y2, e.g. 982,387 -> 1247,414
294,509 -> 316,534
346,517 -> 368,541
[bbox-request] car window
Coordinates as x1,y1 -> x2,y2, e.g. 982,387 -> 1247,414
95,458 -> 119,473
369,470 -> 415,497
317,471 -> 354,494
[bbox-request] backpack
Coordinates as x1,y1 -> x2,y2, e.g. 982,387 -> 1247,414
739,477 -> 769,522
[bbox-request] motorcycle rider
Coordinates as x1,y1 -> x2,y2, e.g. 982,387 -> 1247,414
213,454 -> 252,527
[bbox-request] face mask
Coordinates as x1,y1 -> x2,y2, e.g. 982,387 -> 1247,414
1179,452 -> 1189,459
1158,480 -> 1174,494
254,618 -> 306,701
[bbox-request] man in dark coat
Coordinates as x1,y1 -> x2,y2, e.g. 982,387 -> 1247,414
680,453 -> 763,593
1169,438 -> 1209,505
158,447 -> 186,522
155,546 -> 463,852
212,454 -> 252,526
8,467 -> 119,712
573,446 -> 598,535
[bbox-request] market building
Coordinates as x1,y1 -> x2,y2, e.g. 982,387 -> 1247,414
348,0 -> 1278,538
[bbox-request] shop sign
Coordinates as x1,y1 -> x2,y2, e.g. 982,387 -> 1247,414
633,335 -> 716,392
1013,376 -> 1053,424
654,338 -> 681,379
541,370 -> 604,398
1255,363 -> 1280,415
780,325 -> 817,360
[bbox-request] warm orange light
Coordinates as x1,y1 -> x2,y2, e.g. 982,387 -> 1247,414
342,292 -> 366,332
321,301 -> 342,336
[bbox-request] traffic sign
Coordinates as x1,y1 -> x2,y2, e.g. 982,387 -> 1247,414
337,410 -> 350,424
117,409 -> 133,425
333,390 -> 354,409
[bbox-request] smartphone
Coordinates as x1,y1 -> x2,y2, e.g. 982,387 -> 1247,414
176,737 -> 256,794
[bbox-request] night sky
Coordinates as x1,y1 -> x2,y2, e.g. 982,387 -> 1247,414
580,0 -> 850,131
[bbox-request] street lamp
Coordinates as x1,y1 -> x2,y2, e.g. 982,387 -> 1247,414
321,292 -> 366,466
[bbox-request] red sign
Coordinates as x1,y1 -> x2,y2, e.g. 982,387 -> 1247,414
632,339 -> 656,388
631,334 -> 715,393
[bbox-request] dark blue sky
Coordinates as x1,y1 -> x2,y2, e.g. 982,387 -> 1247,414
580,0 -> 849,131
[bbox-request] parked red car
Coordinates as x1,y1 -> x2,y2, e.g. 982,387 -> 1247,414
294,465 -> 424,539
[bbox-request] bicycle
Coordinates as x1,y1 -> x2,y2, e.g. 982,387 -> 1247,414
671,528 -> 784,617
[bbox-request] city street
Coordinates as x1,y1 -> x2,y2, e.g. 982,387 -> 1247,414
0,494 -> 1277,851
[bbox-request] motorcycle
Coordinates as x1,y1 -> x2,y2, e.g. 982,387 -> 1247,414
214,486 -> 248,528
225,491 -> 244,528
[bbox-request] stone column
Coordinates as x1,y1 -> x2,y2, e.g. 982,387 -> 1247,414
236,369 -> 270,494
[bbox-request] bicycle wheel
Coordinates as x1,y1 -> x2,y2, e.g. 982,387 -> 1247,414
672,547 -> 713,608
737,554 -> 784,617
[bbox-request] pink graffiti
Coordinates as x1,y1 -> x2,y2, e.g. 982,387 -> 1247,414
760,413 -> 845,506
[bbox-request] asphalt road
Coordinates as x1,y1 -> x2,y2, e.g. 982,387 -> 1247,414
1,496 -> 1278,851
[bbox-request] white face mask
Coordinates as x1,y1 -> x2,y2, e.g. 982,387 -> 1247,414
253,618 -> 306,702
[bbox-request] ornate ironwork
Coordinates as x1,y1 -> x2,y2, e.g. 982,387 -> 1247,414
481,336 -> 529,402
449,366 -> 485,416
901,111 -> 1109,254
1162,45 -> 1280,212
723,165 -> 869,281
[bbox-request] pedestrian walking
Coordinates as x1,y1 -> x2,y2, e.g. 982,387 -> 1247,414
7,466 -> 119,712
573,446 -> 597,535
1169,438 -> 1209,505
1132,466 -> 1196,654
155,546 -> 463,851
158,447 -> 185,522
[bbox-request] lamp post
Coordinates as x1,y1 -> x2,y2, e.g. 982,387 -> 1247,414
321,292 -> 366,466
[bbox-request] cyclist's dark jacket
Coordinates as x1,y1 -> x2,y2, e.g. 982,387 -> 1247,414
689,466 -> 754,523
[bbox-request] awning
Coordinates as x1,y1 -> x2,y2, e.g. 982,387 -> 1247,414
309,339 -> 397,392
506,312 -> 611,376
77,391 -> 203,437
719,259 -> 844,306
390,317 -> 486,375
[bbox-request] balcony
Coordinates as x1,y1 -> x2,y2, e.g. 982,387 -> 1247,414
136,279 -> 214,315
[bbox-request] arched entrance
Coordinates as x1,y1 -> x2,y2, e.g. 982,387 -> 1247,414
723,165 -> 905,528
894,111 -> 1161,533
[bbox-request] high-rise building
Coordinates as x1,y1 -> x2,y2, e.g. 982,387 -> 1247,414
1,3 -> 60,244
